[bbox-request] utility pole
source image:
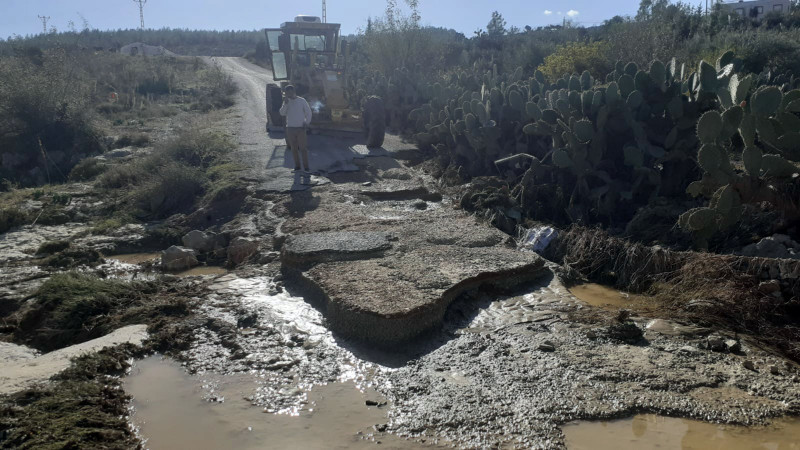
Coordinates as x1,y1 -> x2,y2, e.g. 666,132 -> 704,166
133,0 -> 147,29
38,15 -> 50,34
322,0 -> 327,23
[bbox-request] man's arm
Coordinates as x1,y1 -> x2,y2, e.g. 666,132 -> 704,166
279,98 -> 289,116
302,98 -> 312,126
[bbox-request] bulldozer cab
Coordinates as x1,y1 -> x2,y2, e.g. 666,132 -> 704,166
264,17 -> 346,107
264,15 -> 384,147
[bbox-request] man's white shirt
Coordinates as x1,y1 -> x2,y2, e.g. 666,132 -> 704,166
279,97 -> 312,127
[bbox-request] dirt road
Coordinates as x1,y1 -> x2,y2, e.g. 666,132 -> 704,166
212,57 -> 418,192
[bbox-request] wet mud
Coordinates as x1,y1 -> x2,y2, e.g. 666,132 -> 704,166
563,413 -> 800,449
126,356 -> 437,449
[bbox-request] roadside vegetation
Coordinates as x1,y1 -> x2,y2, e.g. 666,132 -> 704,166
346,0 -> 800,360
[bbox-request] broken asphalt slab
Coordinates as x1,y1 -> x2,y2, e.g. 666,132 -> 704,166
302,246 -> 546,344
281,231 -> 393,266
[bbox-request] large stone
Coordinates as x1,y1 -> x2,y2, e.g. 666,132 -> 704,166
282,231 -> 392,266
182,230 -> 226,253
295,245 -> 546,344
227,237 -> 259,265
162,245 -> 199,271
741,237 -> 795,259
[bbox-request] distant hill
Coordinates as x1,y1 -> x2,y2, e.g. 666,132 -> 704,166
0,28 -> 265,56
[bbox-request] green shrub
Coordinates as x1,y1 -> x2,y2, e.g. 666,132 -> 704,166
17,272 -> 153,351
36,240 -> 70,255
68,158 -> 107,181
0,207 -> 28,234
113,132 -> 151,148
162,129 -> 235,167
134,163 -> 205,218
537,41 -> 611,81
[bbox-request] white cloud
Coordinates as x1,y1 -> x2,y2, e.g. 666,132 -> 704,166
567,9 -> 580,17
543,10 -> 553,15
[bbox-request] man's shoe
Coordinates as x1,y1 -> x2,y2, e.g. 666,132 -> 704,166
293,167 -> 301,171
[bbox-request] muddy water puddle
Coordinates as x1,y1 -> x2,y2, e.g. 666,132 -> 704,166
175,266 -> 228,277
108,252 -> 160,264
126,356 -> 433,449
563,414 -> 800,449
106,253 -> 227,278
568,283 -> 646,309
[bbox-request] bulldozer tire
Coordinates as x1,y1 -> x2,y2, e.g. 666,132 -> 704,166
364,96 -> 386,149
266,84 -> 284,128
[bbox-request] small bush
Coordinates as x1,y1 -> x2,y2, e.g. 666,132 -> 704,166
16,272 -> 154,351
43,246 -> 102,268
200,63 -> 238,109
537,41 -> 611,81
113,132 -> 151,149
68,158 -> 107,181
163,129 -> 235,167
0,207 -> 28,234
36,240 -> 70,255
90,217 -> 128,235
134,163 -> 205,218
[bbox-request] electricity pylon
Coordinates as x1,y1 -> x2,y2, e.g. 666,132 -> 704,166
133,0 -> 147,29
38,15 -> 50,34
322,0 -> 327,23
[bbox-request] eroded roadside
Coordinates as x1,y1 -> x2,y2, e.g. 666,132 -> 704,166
2,57 -> 800,449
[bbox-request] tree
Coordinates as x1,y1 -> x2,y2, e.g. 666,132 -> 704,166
486,11 -> 507,36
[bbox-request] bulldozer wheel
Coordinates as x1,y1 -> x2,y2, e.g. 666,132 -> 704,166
266,84 -> 284,128
363,96 -> 386,149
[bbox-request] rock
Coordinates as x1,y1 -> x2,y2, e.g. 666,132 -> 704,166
770,365 -> 781,375
724,339 -> 741,353
161,246 -> 199,271
182,230 -> 226,253
607,321 -> 643,344
646,319 -> 711,338
678,345 -> 700,355
411,200 -> 428,210
706,335 -> 727,352
538,341 -> 556,352
741,237 -> 795,259
361,181 -> 372,187
758,280 -> 781,295
104,148 -> 133,159
743,360 -> 757,371
227,237 -> 259,265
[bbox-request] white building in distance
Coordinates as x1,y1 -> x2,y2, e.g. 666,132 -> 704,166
720,0 -> 790,19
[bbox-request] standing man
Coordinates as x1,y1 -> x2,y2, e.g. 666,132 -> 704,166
279,85 -> 313,172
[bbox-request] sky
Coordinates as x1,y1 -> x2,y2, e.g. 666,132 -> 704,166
0,0 -> 654,39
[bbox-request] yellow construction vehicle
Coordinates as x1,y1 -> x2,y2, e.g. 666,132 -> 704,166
264,15 -> 386,147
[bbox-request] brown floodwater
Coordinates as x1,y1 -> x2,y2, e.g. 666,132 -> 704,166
108,253 -> 160,264
125,357 -> 434,450
174,266 -> 228,277
568,283 -> 644,309
563,413 -> 800,450
107,253 -> 227,277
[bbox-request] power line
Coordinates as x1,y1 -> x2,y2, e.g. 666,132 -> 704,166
133,0 -> 147,29
37,15 -> 50,34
